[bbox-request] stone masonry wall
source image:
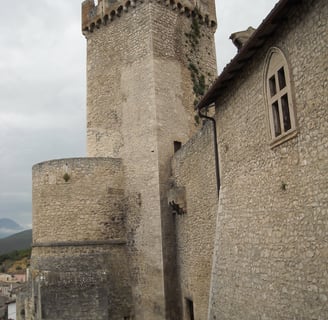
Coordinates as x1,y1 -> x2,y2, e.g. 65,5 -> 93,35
150,4 -> 217,319
32,157 -> 124,243
84,1 -> 217,318
85,0 -> 217,158
85,1 -> 154,158
171,121 -> 218,320
30,157 -> 132,319
209,1 -> 328,319
85,5 -> 168,318
31,245 -> 132,320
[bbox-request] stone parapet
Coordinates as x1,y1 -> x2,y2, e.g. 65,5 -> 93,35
82,0 -> 216,34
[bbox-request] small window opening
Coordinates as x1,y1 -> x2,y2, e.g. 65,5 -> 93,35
272,101 -> 281,137
281,94 -> 291,131
174,141 -> 182,153
186,298 -> 195,320
33,300 -> 37,315
278,67 -> 286,90
269,75 -> 277,97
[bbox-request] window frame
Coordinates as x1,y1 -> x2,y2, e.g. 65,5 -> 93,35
264,47 -> 297,147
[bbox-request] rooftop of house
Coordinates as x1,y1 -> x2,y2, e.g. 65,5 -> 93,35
197,0 -> 299,110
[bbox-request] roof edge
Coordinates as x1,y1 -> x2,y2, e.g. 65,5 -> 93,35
197,0 -> 295,110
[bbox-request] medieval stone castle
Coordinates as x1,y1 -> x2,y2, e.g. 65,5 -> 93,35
18,0 -> 327,319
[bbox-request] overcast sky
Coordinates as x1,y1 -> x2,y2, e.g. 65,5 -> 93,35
0,0 -> 278,228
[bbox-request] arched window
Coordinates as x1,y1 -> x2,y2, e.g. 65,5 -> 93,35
265,48 -> 296,146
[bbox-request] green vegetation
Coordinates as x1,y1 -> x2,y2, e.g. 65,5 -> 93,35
0,248 -> 31,274
63,172 -> 70,182
184,9 -> 209,110
185,10 -> 201,49
0,248 -> 31,265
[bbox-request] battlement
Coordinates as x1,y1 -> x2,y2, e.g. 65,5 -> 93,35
82,0 -> 216,35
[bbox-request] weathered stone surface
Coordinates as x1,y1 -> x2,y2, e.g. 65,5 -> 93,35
25,0 -> 217,318
22,1 -> 328,319
84,1 -> 216,318
208,1 -> 328,319
29,158 -> 132,319
32,158 -> 125,243
30,245 -> 132,320
171,121 -> 218,319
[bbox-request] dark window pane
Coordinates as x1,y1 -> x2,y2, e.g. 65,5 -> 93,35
278,67 -> 286,90
272,101 -> 281,137
269,75 -> 277,96
281,94 -> 291,131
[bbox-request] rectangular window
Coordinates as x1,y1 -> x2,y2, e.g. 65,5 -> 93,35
281,94 -> 291,131
272,101 -> 281,137
269,75 -> 277,97
278,67 -> 286,90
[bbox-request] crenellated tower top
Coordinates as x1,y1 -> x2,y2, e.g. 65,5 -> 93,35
82,0 -> 216,35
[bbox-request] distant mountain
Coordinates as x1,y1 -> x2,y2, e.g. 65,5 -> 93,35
0,229 -> 32,255
0,218 -> 25,239
0,218 -> 22,229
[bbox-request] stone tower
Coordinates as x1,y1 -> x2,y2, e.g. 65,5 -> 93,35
23,0 -> 217,319
82,0 -> 217,318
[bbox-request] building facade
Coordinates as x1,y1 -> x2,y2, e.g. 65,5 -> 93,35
197,0 -> 328,318
21,0 -> 217,318
20,0 -> 327,319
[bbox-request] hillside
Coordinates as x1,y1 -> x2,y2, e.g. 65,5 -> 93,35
0,229 -> 32,255
0,248 -> 31,274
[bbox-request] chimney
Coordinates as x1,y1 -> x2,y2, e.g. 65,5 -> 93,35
230,26 -> 256,51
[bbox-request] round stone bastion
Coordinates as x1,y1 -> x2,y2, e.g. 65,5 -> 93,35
32,157 -> 125,244
30,158 -> 133,319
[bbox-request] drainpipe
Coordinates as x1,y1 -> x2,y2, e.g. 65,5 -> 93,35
198,107 -> 220,197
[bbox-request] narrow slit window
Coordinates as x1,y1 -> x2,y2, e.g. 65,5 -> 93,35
186,298 -> 195,320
